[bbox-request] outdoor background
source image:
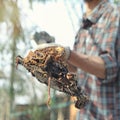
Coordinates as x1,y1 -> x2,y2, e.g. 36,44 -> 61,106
0,0 -> 119,120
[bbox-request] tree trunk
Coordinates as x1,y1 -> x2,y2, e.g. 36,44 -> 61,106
9,38 -> 17,116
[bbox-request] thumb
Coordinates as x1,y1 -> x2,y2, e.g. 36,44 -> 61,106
35,43 -> 62,50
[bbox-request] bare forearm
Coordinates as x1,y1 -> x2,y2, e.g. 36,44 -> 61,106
68,50 -> 106,79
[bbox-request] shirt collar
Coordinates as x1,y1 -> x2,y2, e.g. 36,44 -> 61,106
83,0 -> 109,24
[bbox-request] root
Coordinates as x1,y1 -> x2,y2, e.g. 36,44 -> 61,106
47,76 -> 51,108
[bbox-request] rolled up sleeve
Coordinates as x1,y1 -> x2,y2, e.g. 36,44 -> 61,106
100,53 -> 118,83
97,8 -> 119,83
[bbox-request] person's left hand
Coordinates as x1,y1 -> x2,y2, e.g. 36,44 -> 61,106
35,43 -> 71,62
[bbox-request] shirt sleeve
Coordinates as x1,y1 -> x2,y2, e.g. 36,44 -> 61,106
98,7 -> 120,83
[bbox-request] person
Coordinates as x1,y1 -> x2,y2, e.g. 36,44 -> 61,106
68,0 -> 120,119
37,0 -> 120,119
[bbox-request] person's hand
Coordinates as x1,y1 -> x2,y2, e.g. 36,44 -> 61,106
35,43 -> 71,62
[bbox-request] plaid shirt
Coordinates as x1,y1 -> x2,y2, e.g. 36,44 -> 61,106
74,0 -> 120,120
